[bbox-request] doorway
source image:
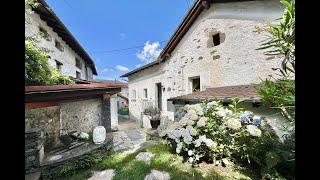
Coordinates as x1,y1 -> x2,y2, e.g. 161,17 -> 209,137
156,83 -> 162,110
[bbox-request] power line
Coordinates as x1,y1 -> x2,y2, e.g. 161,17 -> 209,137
90,40 -> 168,54
63,0 -> 75,11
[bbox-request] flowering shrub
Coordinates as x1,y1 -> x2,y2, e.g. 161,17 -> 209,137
158,99 -> 263,166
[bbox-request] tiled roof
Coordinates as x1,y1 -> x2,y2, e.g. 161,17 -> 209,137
25,82 -> 124,93
168,84 -> 261,102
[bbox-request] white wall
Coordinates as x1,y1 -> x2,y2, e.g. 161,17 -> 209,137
127,0 -> 285,123
25,4 -> 93,80
110,94 -> 118,130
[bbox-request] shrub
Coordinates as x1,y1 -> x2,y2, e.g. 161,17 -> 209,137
158,99 -> 264,166
118,107 -> 129,115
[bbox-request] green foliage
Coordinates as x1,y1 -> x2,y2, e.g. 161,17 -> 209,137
143,106 -> 160,115
41,152 -> 104,179
118,107 -> 129,115
257,78 -> 295,107
257,78 -> 295,121
159,100 -> 264,166
257,0 -> 295,77
25,39 -> 74,86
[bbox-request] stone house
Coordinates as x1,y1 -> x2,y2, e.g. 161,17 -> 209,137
121,0 -> 289,135
25,0 -> 97,80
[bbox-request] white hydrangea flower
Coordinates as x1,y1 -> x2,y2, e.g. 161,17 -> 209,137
197,117 -> 207,127
226,118 -> 242,130
181,128 -> 190,138
188,150 -> 193,156
172,129 -> 181,139
215,108 -> 227,118
186,119 -> 195,126
187,109 -> 197,116
183,135 -> 193,144
246,125 -> 262,137
186,125 -> 197,136
225,109 -> 233,118
198,135 -> 206,142
176,147 -> 181,154
188,157 -> 194,163
205,138 -> 215,148
194,139 -> 201,147
189,113 -> 198,121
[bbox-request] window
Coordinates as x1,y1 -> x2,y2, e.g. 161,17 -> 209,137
132,90 -> 136,99
55,60 -> 63,72
143,89 -> 148,98
39,26 -> 51,41
55,40 -> 64,52
85,66 -> 89,80
75,58 -> 82,69
76,71 -> 81,79
191,77 -> 200,92
212,33 -> 221,46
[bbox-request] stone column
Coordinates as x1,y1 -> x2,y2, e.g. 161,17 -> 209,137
101,94 -> 112,133
110,94 -> 119,131
25,128 -> 44,174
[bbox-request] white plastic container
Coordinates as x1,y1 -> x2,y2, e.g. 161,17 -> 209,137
93,126 -> 106,144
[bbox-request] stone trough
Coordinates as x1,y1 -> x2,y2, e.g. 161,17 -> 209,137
41,133 -> 113,168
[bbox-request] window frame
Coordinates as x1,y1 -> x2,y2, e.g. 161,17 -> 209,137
132,89 -> 136,99
75,58 -> 82,69
143,88 -> 148,99
39,26 -> 51,41
55,39 -> 64,52
76,71 -> 81,79
55,60 -> 63,72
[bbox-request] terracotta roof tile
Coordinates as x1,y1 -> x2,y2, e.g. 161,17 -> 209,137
169,84 -> 261,102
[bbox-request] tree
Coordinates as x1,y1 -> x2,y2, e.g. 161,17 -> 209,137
257,0 -> 295,121
257,0 -> 295,78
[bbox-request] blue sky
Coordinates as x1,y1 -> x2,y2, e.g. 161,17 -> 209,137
46,0 -> 195,81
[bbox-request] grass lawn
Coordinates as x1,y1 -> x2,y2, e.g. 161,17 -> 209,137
56,141 -> 258,180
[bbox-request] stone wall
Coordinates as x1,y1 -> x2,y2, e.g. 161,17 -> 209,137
127,0 -> 284,122
60,98 -> 110,134
25,128 -> 44,173
25,106 -> 60,151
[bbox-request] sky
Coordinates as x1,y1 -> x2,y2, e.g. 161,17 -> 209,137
45,0 -> 195,81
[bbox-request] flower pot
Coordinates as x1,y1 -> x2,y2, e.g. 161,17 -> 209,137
150,120 -> 160,129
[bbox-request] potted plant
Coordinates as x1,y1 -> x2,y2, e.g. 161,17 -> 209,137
143,107 -> 161,129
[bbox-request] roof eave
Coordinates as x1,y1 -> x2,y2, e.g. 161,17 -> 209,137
35,0 -> 98,75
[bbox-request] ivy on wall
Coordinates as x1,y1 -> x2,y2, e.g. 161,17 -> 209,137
25,39 -> 74,86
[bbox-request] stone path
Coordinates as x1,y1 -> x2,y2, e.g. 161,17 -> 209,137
144,170 -> 171,180
87,169 -> 115,180
135,152 -> 155,165
112,128 -> 146,152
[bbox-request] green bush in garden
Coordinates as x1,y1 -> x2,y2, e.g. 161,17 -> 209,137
158,99 -> 294,179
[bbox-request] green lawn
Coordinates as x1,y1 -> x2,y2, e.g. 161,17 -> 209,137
54,141 -> 257,180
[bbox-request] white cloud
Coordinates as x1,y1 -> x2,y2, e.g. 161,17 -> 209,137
136,41 -> 162,63
115,65 -> 129,72
120,33 -> 127,40
135,64 -> 142,68
102,68 -> 109,73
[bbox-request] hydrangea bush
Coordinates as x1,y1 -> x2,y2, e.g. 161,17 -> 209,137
158,98 -> 264,166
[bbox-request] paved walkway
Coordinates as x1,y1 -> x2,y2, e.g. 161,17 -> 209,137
118,115 -> 137,131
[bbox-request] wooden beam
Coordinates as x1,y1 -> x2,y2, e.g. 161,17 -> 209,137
201,0 -> 210,9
